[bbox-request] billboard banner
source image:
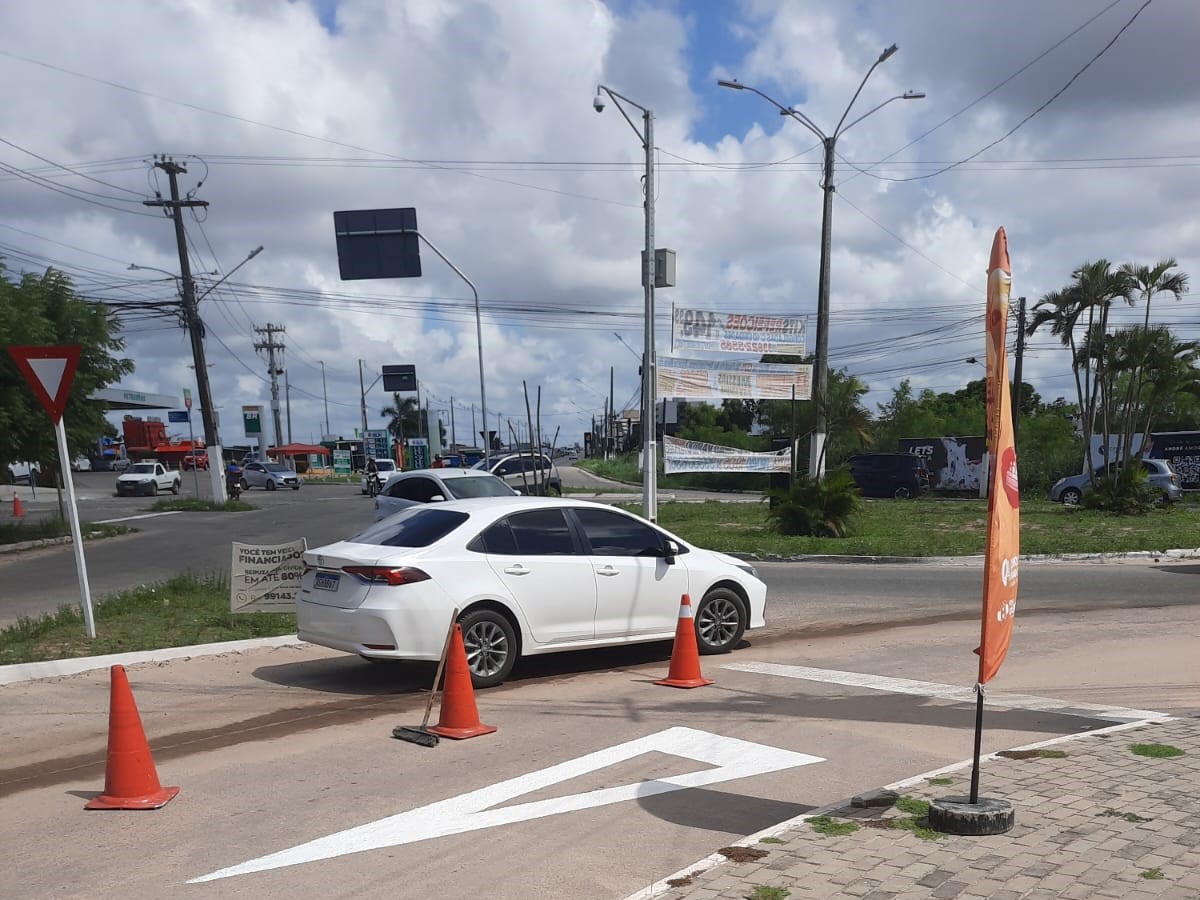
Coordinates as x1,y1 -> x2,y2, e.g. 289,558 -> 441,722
657,356 -> 811,401
977,227 -> 1020,686
1147,432 -> 1200,490
230,539 -> 307,613
662,435 -> 791,474
672,308 -> 807,357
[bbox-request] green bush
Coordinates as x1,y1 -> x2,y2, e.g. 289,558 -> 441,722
1083,468 -> 1157,516
765,468 -> 861,537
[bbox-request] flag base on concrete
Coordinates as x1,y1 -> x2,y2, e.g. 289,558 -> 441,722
928,796 -> 1014,835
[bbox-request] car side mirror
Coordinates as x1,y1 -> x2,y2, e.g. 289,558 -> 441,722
430,494 -> 445,502
664,539 -> 680,565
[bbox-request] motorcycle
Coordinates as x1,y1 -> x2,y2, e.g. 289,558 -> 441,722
226,471 -> 242,500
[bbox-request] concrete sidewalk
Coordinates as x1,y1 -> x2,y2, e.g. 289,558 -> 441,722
639,718 -> 1200,900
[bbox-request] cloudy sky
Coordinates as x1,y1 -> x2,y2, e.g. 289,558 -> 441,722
2,0 -> 1197,451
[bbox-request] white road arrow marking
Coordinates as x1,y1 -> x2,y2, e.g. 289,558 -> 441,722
189,725 -> 822,883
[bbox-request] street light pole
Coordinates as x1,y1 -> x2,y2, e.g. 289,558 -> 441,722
720,46 -> 923,479
596,83 -> 658,522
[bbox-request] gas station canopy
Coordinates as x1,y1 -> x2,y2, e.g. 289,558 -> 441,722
90,387 -> 180,411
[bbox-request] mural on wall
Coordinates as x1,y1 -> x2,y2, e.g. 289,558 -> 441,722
897,436 -> 987,492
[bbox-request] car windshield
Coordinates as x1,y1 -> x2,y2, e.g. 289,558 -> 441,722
446,476 -> 516,499
377,461 -> 396,471
129,463 -> 156,474
263,463 -> 290,472
349,507 -> 470,547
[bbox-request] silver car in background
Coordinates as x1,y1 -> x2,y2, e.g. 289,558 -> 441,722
1049,458 -> 1182,505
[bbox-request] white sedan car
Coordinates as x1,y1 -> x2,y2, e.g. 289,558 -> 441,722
372,468 -> 516,521
297,497 -> 766,687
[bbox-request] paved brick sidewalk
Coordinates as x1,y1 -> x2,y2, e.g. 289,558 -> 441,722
648,718 -> 1200,900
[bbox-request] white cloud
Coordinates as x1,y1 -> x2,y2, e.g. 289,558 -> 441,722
1,0 -> 1197,452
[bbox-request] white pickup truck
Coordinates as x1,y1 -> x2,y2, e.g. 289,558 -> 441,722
115,461 -> 181,496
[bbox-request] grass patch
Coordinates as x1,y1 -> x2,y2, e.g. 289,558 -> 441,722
927,777 -> 954,786
0,519 -> 132,546
808,815 -> 859,837
758,836 -> 785,845
891,816 -> 945,841
149,498 -> 255,512
0,572 -> 295,665
1130,743 -> 1184,758
1099,809 -> 1152,823
634,498 -> 1200,557
894,796 -> 930,817
747,887 -> 790,900
1141,868 -> 1165,880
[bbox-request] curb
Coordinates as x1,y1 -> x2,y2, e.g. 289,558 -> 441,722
731,548 -> 1200,565
0,634 -> 307,686
0,536 -> 74,555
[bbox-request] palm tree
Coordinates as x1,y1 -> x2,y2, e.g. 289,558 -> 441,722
380,393 -> 421,447
1029,261 -> 1130,469
1120,258 -> 1189,333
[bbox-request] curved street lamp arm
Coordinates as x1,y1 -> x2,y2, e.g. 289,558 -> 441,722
196,245 -> 264,302
838,92 -> 923,137
833,43 -> 898,138
598,85 -> 649,146
717,79 -> 827,141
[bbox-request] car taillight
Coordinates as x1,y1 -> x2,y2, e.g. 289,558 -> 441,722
342,566 -> 430,586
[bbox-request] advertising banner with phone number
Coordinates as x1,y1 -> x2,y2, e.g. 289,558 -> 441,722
672,308 -> 807,356
657,355 -> 811,401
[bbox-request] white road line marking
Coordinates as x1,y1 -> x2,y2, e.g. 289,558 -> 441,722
722,661 -> 1164,723
92,511 -> 185,524
188,726 -> 823,884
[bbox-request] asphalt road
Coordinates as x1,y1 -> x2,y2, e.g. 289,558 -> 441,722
4,472 -> 1199,898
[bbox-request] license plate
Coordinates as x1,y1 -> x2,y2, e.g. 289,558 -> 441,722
314,571 -> 340,592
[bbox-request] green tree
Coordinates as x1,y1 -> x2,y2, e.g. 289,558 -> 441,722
0,264 -> 133,474
380,393 -> 422,446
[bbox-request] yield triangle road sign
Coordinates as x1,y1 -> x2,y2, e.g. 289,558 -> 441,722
7,345 -> 82,424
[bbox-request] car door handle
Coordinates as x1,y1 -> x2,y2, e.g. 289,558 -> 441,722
503,565 -> 530,576
595,565 -> 620,577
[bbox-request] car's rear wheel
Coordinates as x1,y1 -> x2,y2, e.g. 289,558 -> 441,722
459,608 -> 517,688
695,588 -> 746,654
170,481 -> 179,494
266,480 -> 276,491
1060,487 -> 1082,506
893,485 -> 913,499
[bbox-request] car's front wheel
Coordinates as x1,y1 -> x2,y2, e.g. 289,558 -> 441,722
1060,487 -> 1082,506
266,480 -> 276,491
695,588 -> 747,654
150,482 -> 158,496
459,608 -> 517,688
894,485 -> 913,499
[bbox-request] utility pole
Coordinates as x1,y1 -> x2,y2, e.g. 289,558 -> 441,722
284,369 -> 293,445
609,366 -> 615,459
1012,296 -> 1027,446
142,157 -> 226,501
358,359 -> 368,439
450,396 -> 457,450
253,323 -> 286,448
319,360 -> 330,438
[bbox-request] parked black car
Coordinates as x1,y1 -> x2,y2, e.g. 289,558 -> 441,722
848,452 -> 931,499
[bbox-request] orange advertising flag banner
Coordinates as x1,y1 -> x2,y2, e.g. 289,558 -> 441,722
978,227 -> 1020,685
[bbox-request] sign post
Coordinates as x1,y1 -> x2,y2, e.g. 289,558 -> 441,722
6,345 -> 96,638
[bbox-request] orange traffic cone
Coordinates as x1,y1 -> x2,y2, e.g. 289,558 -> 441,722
656,594 -> 714,689
11,494 -> 24,518
86,665 -> 180,810
428,624 -> 497,740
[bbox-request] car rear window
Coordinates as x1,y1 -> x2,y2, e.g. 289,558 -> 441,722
447,476 -> 516,499
349,507 -> 470,547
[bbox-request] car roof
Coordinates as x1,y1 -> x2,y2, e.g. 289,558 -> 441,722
384,468 -> 501,482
